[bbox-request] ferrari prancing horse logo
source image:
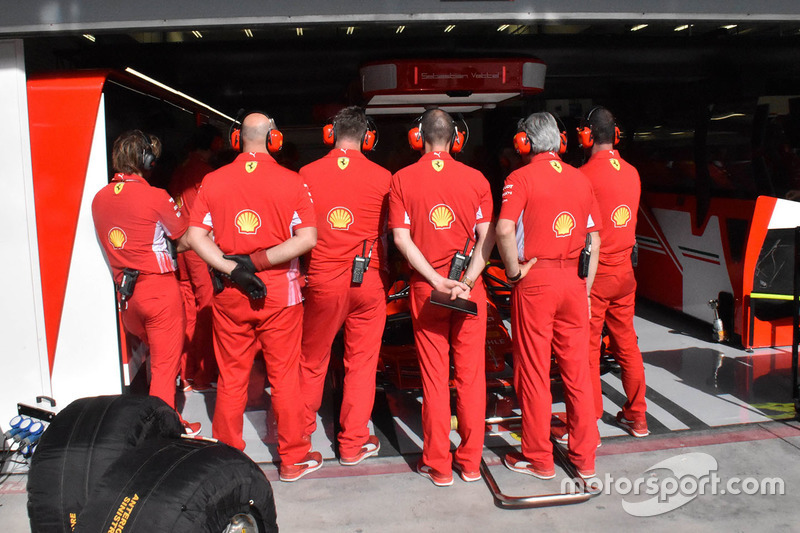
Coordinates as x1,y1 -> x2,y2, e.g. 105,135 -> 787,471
245,161 -> 258,173
338,157 -> 350,170
550,161 -> 563,173
610,158 -> 621,171
114,182 -> 124,194
432,159 -> 444,172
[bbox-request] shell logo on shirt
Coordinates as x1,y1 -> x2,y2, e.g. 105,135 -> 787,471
550,161 -> 563,173
429,204 -> 455,230
432,159 -> 445,172
328,207 -> 354,230
552,211 -> 576,237
235,209 -> 261,234
114,182 -> 125,194
338,157 -> 350,170
611,204 -> 632,228
610,158 -> 621,171
108,227 -> 127,249
245,161 -> 258,173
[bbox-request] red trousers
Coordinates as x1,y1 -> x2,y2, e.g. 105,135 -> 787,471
121,273 -> 185,410
410,273 -> 487,476
589,263 -> 647,422
177,250 -> 217,386
511,266 -> 597,473
300,268 -> 388,457
211,289 -> 308,464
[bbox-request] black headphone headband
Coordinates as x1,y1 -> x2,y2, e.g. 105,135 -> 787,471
136,130 -> 156,171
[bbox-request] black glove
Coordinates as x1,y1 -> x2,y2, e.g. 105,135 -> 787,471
229,263 -> 266,300
223,254 -> 257,274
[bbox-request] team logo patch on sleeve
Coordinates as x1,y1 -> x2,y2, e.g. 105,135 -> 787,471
429,204 -> 455,229
550,161 -> 563,173
235,209 -> 261,234
108,227 -> 127,249
432,159 -> 445,172
552,211 -> 576,237
114,183 -> 125,194
611,204 -> 632,227
245,161 -> 258,173
338,157 -> 350,170
610,158 -> 621,171
328,206 -> 354,230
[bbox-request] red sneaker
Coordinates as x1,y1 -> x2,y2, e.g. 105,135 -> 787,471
416,460 -> 453,487
615,412 -> 650,438
339,435 -> 380,466
182,421 -> 202,437
503,452 -> 556,480
452,461 -> 481,482
279,451 -> 323,482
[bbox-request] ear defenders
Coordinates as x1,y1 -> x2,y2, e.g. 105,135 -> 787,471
229,110 -> 284,153
576,107 -> 621,149
137,130 -> 156,171
407,112 -> 466,153
513,119 -> 567,155
323,116 -> 378,152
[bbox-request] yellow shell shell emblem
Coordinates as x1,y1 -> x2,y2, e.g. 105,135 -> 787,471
552,211 -> 576,237
114,182 -> 125,194
245,161 -> 258,173
338,157 -> 350,170
610,158 -> 621,171
432,159 -> 445,172
328,207 -> 354,230
108,227 -> 127,249
611,204 -> 631,228
550,160 -> 563,173
235,209 -> 261,234
429,204 -> 455,230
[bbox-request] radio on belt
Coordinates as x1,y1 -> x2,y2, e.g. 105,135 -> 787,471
352,240 -> 374,284
578,234 -> 591,279
116,268 -> 140,310
448,238 -> 473,281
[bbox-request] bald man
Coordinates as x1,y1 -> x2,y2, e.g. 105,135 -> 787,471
187,112 -> 321,481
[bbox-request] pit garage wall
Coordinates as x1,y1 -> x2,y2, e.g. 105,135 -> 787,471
0,0 -> 799,34
0,40 -> 50,427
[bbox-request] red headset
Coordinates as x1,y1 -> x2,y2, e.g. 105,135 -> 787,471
576,107 -> 620,149
407,111 -> 467,153
229,110 -> 284,153
513,119 -> 567,155
323,116 -> 378,152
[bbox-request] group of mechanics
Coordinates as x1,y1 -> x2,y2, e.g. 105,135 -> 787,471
90,104 -> 648,485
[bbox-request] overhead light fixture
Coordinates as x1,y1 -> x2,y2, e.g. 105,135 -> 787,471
124,67 -> 236,122
674,24 -> 690,32
444,25 -> 456,33
191,30 -> 202,38
82,34 -> 96,42
296,27 -> 304,36
346,26 -> 355,35
244,29 -> 253,37
630,24 -> 648,32
721,24 -> 738,30
396,25 -> 406,34
497,24 -> 510,32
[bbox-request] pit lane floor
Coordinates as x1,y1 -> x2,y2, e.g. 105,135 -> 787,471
2,300 -> 799,531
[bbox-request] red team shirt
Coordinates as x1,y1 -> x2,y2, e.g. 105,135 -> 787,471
92,173 -> 187,281
388,151 -> 493,270
169,152 -> 213,219
498,151 -> 601,260
190,152 -> 316,306
580,150 -> 640,266
299,148 -> 391,286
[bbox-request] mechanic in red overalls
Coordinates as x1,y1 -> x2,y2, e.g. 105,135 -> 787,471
496,112 -> 601,480
389,109 -> 495,486
168,125 -> 221,393
91,130 -> 201,436
298,106 -> 391,465
579,107 -> 648,437
186,112 -> 320,482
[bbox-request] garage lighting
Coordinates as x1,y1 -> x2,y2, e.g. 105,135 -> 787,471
346,26 -> 355,35
244,29 -> 253,38
296,27 -> 304,36
674,24 -> 690,32
124,67 -> 236,122
191,30 -> 202,38
497,24 -> 510,32
396,25 -> 406,34
82,34 -> 96,42
444,25 -> 456,33
721,24 -> 738,30
630,24 -> 648,32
